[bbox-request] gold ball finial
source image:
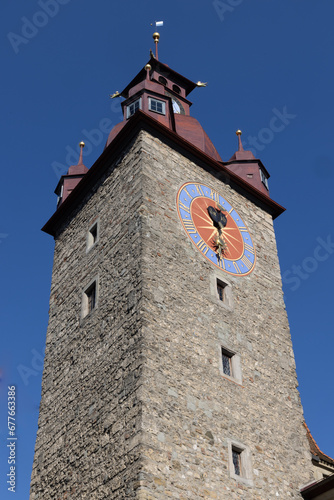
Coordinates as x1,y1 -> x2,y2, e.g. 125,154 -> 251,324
153,32 -> 160,43
79,141 -> 85,148
145,64 -> 152,71
236,130 -> 242,136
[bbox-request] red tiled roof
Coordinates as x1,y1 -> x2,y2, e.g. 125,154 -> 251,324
304,422 -> 334,466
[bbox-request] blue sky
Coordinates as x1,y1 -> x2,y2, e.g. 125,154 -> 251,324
1,1 -> 334,498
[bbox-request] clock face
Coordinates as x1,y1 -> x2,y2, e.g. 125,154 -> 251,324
172,99 -> 181,114
165,91 -> 185,115
176,182 -> 256,276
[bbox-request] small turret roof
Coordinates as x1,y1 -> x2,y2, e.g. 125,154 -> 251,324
304,422 -> 334,466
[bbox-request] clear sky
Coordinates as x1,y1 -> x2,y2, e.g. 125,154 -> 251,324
1,1 -> 334,498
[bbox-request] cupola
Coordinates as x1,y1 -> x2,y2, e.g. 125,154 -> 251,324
106,33 -> 222,162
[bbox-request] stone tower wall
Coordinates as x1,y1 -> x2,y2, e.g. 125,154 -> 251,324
31,129 -> 314,499
31,136 -> 146,499
136,130 -> 313,499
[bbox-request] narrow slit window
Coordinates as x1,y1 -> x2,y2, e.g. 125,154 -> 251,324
217,280 -> 226,301
87,283 -> 96,313
87,223 -> 97,248
90,224 -> 97,243
82,280 -> 97,318
221,348 -> 233,377
87,221 -> 99,251
232,448 -> 241,476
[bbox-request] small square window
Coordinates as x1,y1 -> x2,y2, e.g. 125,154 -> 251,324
148,98 -> 166,115
127,98 -> 141,118
82,279 -> 98,319
227,440 -> 253,486
86,220 -> 99,252
211,275 -> 233,310
219,346 -> 242,384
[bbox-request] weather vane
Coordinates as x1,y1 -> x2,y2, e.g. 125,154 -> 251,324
150,21 -> 164,59
150,21 -> 164,28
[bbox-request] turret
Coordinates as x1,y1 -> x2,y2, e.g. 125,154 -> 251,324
55,141 -> 88,207
225,130 -> 270,197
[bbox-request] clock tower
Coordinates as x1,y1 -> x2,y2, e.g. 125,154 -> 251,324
31,35 -> 314,499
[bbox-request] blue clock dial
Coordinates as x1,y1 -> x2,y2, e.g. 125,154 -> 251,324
176,182 -> 256,276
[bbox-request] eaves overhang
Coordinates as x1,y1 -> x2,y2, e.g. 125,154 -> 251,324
301,474 -> 334,499
42,110 -> 285,237
224,158 -> 270,179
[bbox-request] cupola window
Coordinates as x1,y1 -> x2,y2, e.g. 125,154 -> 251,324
259,168 -> 269,190
57,184 -> 64,208
127,98 -> 141,119
148,97 -> 166,115
159,76 -> 167,86
172,84 -> 181,94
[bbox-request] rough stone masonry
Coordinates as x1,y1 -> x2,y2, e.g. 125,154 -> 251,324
30,129 -> 314,499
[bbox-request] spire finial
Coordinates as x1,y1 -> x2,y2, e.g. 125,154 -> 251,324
236,130 -> 244,152
78,141 -> 85,165
153,32 -> 160,60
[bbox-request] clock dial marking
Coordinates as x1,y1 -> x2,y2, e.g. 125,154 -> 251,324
244,243 -> 255,254
179,201 -> 190,213
184,187 -> 194,200
233,262 -> 242,274
195,184 -> 205,196
196,238 -> 209,254
182,218 -> 197,234
241,255 -> 253,269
